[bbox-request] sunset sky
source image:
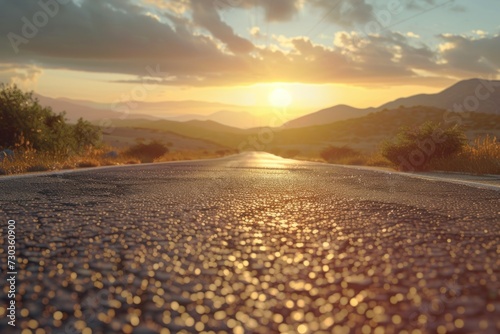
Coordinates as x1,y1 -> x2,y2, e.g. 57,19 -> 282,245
1,0 -> 499,114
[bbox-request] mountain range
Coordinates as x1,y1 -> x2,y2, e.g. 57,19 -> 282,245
283,78 -> 500,128
35,94 -> 160,122
36,78 -> 500,130
35,94 -> 268,128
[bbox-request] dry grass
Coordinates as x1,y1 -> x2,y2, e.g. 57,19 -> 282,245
0,146 -> 235,176
0,147 -> 118,175
429,136 -> 500,175
309,136 -> 499,175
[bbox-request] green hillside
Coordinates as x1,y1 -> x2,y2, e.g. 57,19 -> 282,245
271,106 -> 500,153
104,107 -> 500,155
103,119 -> 250,149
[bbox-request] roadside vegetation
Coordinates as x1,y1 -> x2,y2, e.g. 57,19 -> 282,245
316,122 -> 500,175
124,141 -> 169,163
428,135 -> 500,174
320,145 -> 364,165
0,84 -> 235,175
0,84 -> 101,156
381,122 -> 467,171
0,84 -> 105,175
380,122 -> 500,174
312,145 -> 392,167
2,84 -> 499,176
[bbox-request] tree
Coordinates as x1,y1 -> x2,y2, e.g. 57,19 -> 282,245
72,118 -> 102,152
0,83 -> 50,149
0,83 -> 102,154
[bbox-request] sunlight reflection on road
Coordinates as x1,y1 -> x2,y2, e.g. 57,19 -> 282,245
221,152 -> 313,170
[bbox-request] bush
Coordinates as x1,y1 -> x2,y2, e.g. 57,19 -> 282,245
0,84 -> 101,155
282,149 -> 301,158
320,145 -> 360,163
124,141 -> 169,163
381,122 -> 467,171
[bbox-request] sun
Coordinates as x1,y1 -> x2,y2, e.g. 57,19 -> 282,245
268,88 -> 292,108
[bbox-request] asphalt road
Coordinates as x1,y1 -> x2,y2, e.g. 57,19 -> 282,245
0,152 -> 499,334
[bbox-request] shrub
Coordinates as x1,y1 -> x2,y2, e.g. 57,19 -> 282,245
381,122 -> 467,171
320,145 -> 360,163
124,141 -> 169,163
282,149 -> 301,158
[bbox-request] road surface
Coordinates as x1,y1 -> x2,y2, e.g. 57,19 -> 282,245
0,152 -> 499,333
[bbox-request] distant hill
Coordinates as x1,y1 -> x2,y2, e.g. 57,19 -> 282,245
108,118 -> 250,149
37,95 -> 267,128
282,105 -> 375,128
102,127 -> 229,151
272,106 -> 500,153
163,110 -> 268,128
284,78 -> 500,128
101,106 -> 500,154
379,78 -> 500,112
35,94 -> 159,122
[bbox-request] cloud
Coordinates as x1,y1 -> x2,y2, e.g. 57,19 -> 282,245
310,0 -> 374,28
405,0 -> 464,12
143,0 -> 190,14
0,0 -> 497,89
142,0 -> 301,23
0,64 -> 43,89
308,0 -> 466,31
212,0 -> 301,22
190,0 -> 254,54
0,0 -> 246,75
255,0 -> 301,22
438,33 -> 500,74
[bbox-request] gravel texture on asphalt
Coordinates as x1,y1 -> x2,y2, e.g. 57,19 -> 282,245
0,152 -> 499,334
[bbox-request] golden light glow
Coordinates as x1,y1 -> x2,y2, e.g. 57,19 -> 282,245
268,88 -> 292,108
